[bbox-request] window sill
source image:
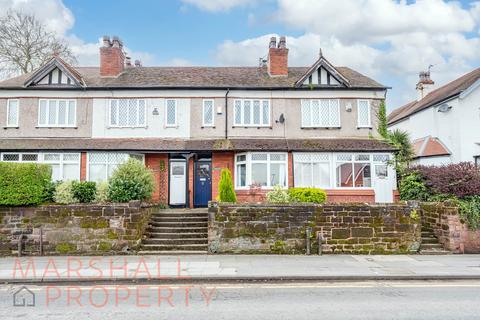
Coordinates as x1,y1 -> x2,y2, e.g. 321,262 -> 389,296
201,125 -> 215,129
107,126 -> 148,129
164,125 -> 179,129
3,126 -> 19,129
232,125 -> 272,129
357,126 -> 373,129
36,126 -> 78,129
301,127 -> 341,130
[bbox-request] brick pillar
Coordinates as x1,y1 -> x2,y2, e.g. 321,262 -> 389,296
145,153 -> 169,204
188,157 -> 194,208
288,152 -> 294,188
80,152 -> 87,181
211,152 -> 235,201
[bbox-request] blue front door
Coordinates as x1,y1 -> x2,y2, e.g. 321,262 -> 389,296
194,161 -> 212,207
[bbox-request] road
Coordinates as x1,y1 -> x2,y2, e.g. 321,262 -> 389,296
1,280 -> 480,319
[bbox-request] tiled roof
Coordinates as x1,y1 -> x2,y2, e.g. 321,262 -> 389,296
0,138 -> 395,152
388,68 -> 480,125
412,136 -> 451,158
0,66 -> 386,89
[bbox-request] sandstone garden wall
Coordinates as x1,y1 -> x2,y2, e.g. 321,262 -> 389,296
208,203 -> 422,254
421,202 -> 480,253
0,201 -> 155,256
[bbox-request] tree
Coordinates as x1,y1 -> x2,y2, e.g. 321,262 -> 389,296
388,129 -> 414,173
0,11 -> 76,78
377,100 -> 388,139
218,168 -> 237,203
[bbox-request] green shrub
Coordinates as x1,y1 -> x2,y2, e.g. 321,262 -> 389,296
399,172 -> 429,201
108,159 -> 154,202
95,181 -> 109,203
266,185 -> 290,203
0,162 -> 52,206
218,168 -> 236,203
54,181 -> 77,204
288,188 -> 327,204
43,180 -> 60,203
458,196 -> 480,230
71,181 -> 96,203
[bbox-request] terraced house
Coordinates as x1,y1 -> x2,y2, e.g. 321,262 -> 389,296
0,36 -> 397,207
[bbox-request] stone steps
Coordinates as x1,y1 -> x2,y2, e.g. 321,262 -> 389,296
141,209 -> 208,255
419,230 -> 450,255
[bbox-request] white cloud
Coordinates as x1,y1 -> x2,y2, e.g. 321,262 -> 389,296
180,0 -> 258,12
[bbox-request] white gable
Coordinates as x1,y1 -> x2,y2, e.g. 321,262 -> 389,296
303,66 -> 342,86
36,67 -> 75,86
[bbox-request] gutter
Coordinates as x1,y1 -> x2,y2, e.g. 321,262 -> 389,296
225,88 -> 230,139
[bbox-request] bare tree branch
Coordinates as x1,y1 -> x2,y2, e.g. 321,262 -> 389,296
0,10 -> 77,78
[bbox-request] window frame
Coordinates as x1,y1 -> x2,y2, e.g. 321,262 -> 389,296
108,99 -> 147,128
293,153 -> 331,189
357,99 -> 372,128
6,99 -> 19,127
301,99 -> 341,128
234,152 -> 288,190
202,99 -> 215,127
42,153 -> 81,181
165,99 -> 178,127
37,99 -> 77,128
86,152 -> 145,182
233,99 -> 271,127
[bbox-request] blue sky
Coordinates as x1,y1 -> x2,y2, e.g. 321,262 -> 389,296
2,0 -> 480,110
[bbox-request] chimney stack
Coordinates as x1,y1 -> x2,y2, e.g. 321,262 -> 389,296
125,56 -> 132,67
267,35 -> 289,77
134,60 -> 142,67
416,70 -> 435,100
100,35 -> 125,77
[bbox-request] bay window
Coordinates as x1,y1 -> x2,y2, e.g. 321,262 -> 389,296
293,153 -> 330,188
88,152 -> 144,182
234,100 -> 270,126
335,154 -> 371,188
235,152 -> 287,188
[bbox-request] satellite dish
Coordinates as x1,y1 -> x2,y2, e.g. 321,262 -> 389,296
276,113 -> 285,124
438,103 -> 452,113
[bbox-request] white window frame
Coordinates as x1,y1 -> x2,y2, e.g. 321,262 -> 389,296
87,152 -> 145,182
165,99 -> 177,127
301,99 -> 341,128
108,99 -> 147,128
293,153 -> 331,189
233,99 -> 271,127
1,152 -> 39,162
42,153 -> 81,181
357,99 -> 372,128
234,152 -> 288,190
202,99 -> 215,127
6,99 -> 19,127
37,99 -> 77,127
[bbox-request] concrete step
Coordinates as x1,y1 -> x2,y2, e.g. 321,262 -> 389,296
421,231 -> 435,236
141,244 -> 209,251
146,232 -> 208,239
150,216 -> 208,223
419,243 -> 444,250
149,221 -> 208,228
147,226 -> 208,233
419,249 -> 451,255
143,238 -> 208,245
151,212 -> 209,218
138,250 -> 208,255
421,237 -> 439,244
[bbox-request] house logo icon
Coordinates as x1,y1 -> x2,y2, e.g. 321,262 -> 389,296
13,286 -> 35,307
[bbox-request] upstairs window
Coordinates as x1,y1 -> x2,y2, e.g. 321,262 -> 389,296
6,99 -> 19,127
202,99 -> 214,126
357,100 -> 371,128
38,99 -> 76,127
165,99 -> 177,127
301,99 -> 340,128
234,100 -> 270,126
109,99 -> 146,128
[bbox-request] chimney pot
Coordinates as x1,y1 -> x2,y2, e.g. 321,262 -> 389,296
416,70 -> 435,100
269,37 -> 277,48
102,35 -> 111,47
278,36 -> 286,49
134,60 -> 141,67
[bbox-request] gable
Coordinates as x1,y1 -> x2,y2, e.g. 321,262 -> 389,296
295,53 -> 350,88
23,57 -> 85,88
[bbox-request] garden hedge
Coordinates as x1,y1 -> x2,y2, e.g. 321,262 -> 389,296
0,162 -> 52,206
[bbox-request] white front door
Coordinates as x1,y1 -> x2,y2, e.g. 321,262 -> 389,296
169,161 -> 186,206
373,164 -> 393,203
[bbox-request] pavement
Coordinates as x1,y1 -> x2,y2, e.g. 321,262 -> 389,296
1,254 -> 480,284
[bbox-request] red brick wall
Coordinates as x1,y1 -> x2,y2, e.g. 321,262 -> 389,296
145,153 -> 169,204
212,152 -> 235,201
268,47 -> 288,76
100,46 -> 124,77
80,152 -> 87,181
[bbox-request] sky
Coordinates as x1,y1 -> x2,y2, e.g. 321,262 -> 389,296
1,0 -> 479,111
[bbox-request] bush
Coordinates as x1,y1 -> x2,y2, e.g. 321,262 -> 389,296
95,181 -> 109,203
72,181 -> 96,203
54,181 -> 77,204
0,162 -> 52,206
411,162 -> 480,199
217,168 -> 237,203
458,196 -> 480,230
108,159 -> 154,202
398,172 -> 429,201
288,188 -> 327,204
43,180 -> 60,203
266,185 -> 290,203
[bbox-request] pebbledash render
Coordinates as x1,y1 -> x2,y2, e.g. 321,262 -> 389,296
0,35 -> 397,207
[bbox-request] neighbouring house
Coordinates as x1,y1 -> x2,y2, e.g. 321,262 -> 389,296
388,68 -> 480,166
0,35 -> 397,207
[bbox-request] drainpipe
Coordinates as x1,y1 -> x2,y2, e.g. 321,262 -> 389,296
224,88 -> 230,139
